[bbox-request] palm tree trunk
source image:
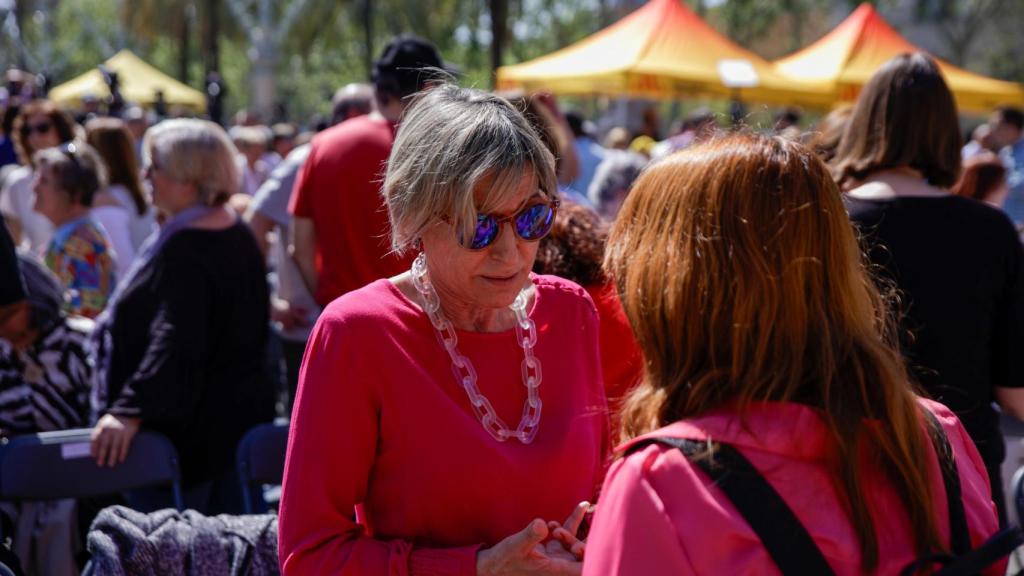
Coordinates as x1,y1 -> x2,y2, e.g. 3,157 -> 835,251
490,0 -> 507,88
14,0 -> 29,69
179,3 -> 195,84
204,0 -> 220,74
363,0 -> 374,79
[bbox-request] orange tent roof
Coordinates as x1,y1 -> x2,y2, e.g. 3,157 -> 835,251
773,3 -> 1024,112
496,0 -> 824,106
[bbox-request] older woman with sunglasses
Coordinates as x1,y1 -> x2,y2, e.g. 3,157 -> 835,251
1,100 -> 77,252
279,85 -> 608,575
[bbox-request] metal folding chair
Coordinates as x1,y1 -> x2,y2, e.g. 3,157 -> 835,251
236,421 -> 289,514
0,428 -> 184,510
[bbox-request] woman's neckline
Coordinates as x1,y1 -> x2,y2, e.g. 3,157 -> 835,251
846,170 -> 950,201
384,275 -> 543,337
175,219 -> 241,234
160,205 -> 237,232
53,213 -> 93,234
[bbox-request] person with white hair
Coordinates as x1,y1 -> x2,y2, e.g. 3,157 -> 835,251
587,150 -> 648,220
89,119 -> 275,514
231,124 -> 272,196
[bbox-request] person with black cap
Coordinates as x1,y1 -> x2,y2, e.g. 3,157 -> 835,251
288,35 -> 450,308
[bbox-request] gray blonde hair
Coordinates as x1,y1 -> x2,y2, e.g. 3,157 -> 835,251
143,119 -> 240,206
384,85 -> 558,254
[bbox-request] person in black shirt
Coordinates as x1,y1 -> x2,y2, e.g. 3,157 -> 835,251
835,53 -> 1024,525
0,218 -> 26,346
90,119 -> 275,514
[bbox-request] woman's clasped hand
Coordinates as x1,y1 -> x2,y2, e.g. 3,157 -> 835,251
477,502 -> 590,576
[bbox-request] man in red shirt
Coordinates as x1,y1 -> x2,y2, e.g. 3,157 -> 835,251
289,36 -> 450,306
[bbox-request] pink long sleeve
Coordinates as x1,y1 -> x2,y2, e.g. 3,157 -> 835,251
278,310 -> 479,575
279,277 -> 608,575
582,400 -> 1002,575
583,454 -> 695,575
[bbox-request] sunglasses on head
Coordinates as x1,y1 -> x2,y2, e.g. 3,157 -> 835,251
57,142 -> 86,179
59,141 -> 82,164
23,121 -> 53,136
457,198 -> 560,250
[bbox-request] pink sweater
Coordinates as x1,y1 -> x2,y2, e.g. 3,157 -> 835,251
583,400 -> 1002,575
279,276 -> 609,575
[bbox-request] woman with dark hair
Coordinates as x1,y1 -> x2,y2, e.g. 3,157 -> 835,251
951,152 -> 1009,208
583,133 -> 1000,574
836,52 -> 1024,526
86,117 -> 156,277
32,142 -> 117,318
0,100 -> 77,252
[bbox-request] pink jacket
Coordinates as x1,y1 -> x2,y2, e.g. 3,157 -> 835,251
583,399 -> 1002,575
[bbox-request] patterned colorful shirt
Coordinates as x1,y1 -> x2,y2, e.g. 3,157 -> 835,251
45,217 -> 117,318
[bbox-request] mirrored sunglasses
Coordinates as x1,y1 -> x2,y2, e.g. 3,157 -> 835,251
459,199 -> 560,250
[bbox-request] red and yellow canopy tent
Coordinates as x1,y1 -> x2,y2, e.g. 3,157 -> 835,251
496,0 -> 825,107
772,3 -> 1024,113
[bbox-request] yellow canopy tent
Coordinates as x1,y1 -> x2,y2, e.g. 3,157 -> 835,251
49,50 -> 206,112
496,0 -> 826,107
773,3 -> 1024,113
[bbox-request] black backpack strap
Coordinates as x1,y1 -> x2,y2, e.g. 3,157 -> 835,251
922,409 -> 972,556
630,437 -> 836,576
934,527 -> 1024,575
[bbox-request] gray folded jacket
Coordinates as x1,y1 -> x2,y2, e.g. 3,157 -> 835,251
86,505 -> 279,576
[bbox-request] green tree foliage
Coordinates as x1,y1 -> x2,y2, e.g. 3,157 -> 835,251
3,0 -> 1021,123
910,0 -> 1007,65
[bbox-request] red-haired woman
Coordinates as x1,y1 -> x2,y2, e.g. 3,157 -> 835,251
583,133 -> 1000,574
951,152 -> 1009,208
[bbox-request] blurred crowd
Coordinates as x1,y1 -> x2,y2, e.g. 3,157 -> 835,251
1,33 -> 1024,576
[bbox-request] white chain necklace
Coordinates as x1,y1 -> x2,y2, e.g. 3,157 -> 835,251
411,252 -> 542,444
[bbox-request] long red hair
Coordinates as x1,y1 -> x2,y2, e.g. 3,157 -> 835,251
605,133 -> 942,570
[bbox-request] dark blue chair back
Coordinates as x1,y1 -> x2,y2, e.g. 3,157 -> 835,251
1013,464 -> 1024,526
236,421 -> 289,514
0,429 -> 183,510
